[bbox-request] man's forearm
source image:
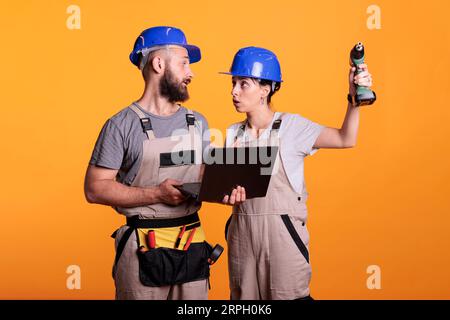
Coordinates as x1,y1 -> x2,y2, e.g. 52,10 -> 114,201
339,102 -> 360,147
86,179 -> 161,207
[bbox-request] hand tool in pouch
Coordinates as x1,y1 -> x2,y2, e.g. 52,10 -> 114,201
183,227 -> 197,251
208,244 -> 224,265
174,225 -> 186,249
147,230 -> 156,249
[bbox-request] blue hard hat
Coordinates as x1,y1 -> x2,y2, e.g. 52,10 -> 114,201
129,26 -> 201,67
220,46 -> 282,82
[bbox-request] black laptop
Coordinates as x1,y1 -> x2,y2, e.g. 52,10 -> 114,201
175,146 -> 278,203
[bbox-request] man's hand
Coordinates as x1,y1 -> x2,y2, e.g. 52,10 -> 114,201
157,179 -> 187,206
349,63 -> 373,96
222,186 -> 246,206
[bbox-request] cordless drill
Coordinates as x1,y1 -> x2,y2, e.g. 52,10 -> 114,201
349,42 -> 376,106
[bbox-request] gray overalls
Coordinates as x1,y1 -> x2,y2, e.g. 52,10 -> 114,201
226,114 -> 312,300
112,103 -> 210,300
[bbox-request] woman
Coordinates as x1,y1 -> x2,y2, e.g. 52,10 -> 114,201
220,46 -> 373,300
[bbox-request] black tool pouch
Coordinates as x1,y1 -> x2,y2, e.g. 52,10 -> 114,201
137,240 -> 213,287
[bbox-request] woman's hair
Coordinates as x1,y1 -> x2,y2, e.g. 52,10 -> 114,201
250,78 -> 281,104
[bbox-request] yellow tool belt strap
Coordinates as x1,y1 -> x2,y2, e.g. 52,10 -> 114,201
137,222 -> 206,250
126,212 -> 205,250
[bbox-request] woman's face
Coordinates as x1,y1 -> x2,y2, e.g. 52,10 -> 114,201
231,77 -> 269,113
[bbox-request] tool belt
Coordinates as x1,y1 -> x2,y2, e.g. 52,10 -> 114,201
112,212 -> 223,287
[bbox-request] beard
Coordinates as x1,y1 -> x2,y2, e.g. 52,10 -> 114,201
159,68 -> 190,103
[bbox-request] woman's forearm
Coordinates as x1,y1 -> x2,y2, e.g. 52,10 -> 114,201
339,102 -> 360,147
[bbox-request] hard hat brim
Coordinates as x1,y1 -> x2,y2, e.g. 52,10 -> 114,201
182,44 -> 201,64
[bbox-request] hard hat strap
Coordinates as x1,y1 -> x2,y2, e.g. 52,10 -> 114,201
256,79 -> 277,93
138,45 -> 174,70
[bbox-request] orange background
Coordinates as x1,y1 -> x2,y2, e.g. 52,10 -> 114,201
1,0 -> 449,299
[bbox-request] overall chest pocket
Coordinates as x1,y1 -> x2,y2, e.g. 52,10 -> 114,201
159,150 -> 196,168
158,150 -> 200,184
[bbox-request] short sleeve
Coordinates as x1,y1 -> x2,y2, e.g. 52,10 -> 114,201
89,119 -> 125,169
291,115 -> 325,156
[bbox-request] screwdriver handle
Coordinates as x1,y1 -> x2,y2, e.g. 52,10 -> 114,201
183,228 -> 197,251
147,230 -> 156,249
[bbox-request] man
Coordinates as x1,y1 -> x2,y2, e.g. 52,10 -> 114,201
84,26 -> 212,300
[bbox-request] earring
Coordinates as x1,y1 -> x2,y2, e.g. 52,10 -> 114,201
260,97 -> 264,105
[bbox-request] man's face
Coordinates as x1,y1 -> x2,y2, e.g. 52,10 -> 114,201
159,47 -> 194,103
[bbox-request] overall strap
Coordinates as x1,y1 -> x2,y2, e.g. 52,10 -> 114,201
185,109 -> 198,151
185,109 -> 197,136
234,113 -> 284,145
269,112 -> 284,140
129,103 -> 156,140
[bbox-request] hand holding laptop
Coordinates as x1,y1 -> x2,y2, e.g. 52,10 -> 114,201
222,186 -> 246,206
158,179 -> 187,206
